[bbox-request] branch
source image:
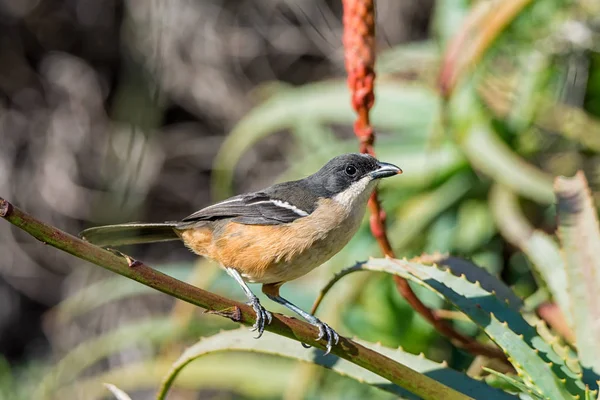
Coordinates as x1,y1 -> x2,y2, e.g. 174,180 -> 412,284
0,197 -> 470,400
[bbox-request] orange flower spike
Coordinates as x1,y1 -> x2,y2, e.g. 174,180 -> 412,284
342,0 -> 393,256
342,0 -> 376,152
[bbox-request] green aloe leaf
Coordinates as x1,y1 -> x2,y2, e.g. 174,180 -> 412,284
452,199 -> 496,254
450,83 -> 555,204
103,383 -> 132,400
377,41 -> 439,75
411,254 -> 522,310
506,52 -> 550,134
555,172 -> 600,378
51,264 -> 194,324
489,184 -> 572,327
387,173 -> 473,250
432,0 -> 471,45
158,328 -> 516,400
56,354 -> 296,400
483,368 -> 545,400
35,318 -> 199,399
460,122 -> 554,205
316,258 -> 586,399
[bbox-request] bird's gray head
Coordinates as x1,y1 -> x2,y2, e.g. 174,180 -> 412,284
305,153 -> 402,203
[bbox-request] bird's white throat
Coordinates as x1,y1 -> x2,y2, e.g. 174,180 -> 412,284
332,176 -> 377,212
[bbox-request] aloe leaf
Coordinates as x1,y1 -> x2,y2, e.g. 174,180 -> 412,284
489,184 -> 572,327
452,199 -> 496,254
462,124 -> 554,204
35,318 -> 196,398
212,81 -> 439,199
526,235 -> 572,324
322,258 -> 586,399
451,84 -> 554,204
506,52 -> 550,134
387,173 -> 473,249
411,254 -> 522,310
432,0 -> 471,45
370,258 -> 586,398
158,328 -> 516,400
555,172 -> 600,378
537,103 -> 600,153
58,355 -> 296,400
366,340 -> 515,399
103,383 -> 132,400
483,368 -> 545,400
521,314 -> 581,373
377,41 -> 439,75
521,313 -> 593,391
51,264 -> 194,324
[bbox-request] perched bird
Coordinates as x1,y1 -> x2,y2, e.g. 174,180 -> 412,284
80,153 -> 401,353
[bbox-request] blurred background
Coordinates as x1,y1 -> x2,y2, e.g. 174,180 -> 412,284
0,0 -> 599,399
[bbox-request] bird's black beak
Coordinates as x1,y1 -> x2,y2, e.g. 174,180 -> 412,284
370,161 -> 402,179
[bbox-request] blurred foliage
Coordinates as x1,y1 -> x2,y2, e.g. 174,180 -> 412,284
2,0 -> 600,399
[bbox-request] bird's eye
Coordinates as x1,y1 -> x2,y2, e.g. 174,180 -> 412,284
345,165 -> 357,176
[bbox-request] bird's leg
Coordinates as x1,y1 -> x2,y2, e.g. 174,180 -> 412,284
225,267 -> 272,338
262,283 -> 340,355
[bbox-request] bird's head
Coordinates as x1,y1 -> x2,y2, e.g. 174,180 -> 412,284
306,153 -> 402,209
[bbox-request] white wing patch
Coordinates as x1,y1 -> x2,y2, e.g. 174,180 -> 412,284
270,199 -> 309,216
247,199 -> 309,216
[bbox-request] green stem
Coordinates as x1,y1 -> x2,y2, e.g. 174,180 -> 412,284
0,197 -> 471,400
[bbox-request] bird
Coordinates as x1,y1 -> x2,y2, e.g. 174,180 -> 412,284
80,153 -> 402,353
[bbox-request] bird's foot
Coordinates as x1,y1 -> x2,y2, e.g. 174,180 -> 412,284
311,318 -> 340,355
247,296 -> 272,338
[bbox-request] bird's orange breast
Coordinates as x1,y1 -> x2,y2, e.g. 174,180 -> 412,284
177,197 -> 367,284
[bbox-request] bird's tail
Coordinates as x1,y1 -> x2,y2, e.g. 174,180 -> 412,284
79,222 -> 180,247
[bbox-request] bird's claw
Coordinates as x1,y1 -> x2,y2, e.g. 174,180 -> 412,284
314,319 -> 340,355
248,297 -> 272,338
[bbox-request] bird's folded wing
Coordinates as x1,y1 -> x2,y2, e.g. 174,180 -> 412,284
177,192 -> 310,227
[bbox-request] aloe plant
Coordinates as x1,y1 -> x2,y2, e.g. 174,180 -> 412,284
2,1 -> 600,399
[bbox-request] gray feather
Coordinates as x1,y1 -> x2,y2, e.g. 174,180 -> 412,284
79,223 -> 179,247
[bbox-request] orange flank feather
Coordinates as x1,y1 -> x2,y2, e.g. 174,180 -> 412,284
178,198 -> 366,284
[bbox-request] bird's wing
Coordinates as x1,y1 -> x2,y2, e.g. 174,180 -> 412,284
176,192 -> 310,227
